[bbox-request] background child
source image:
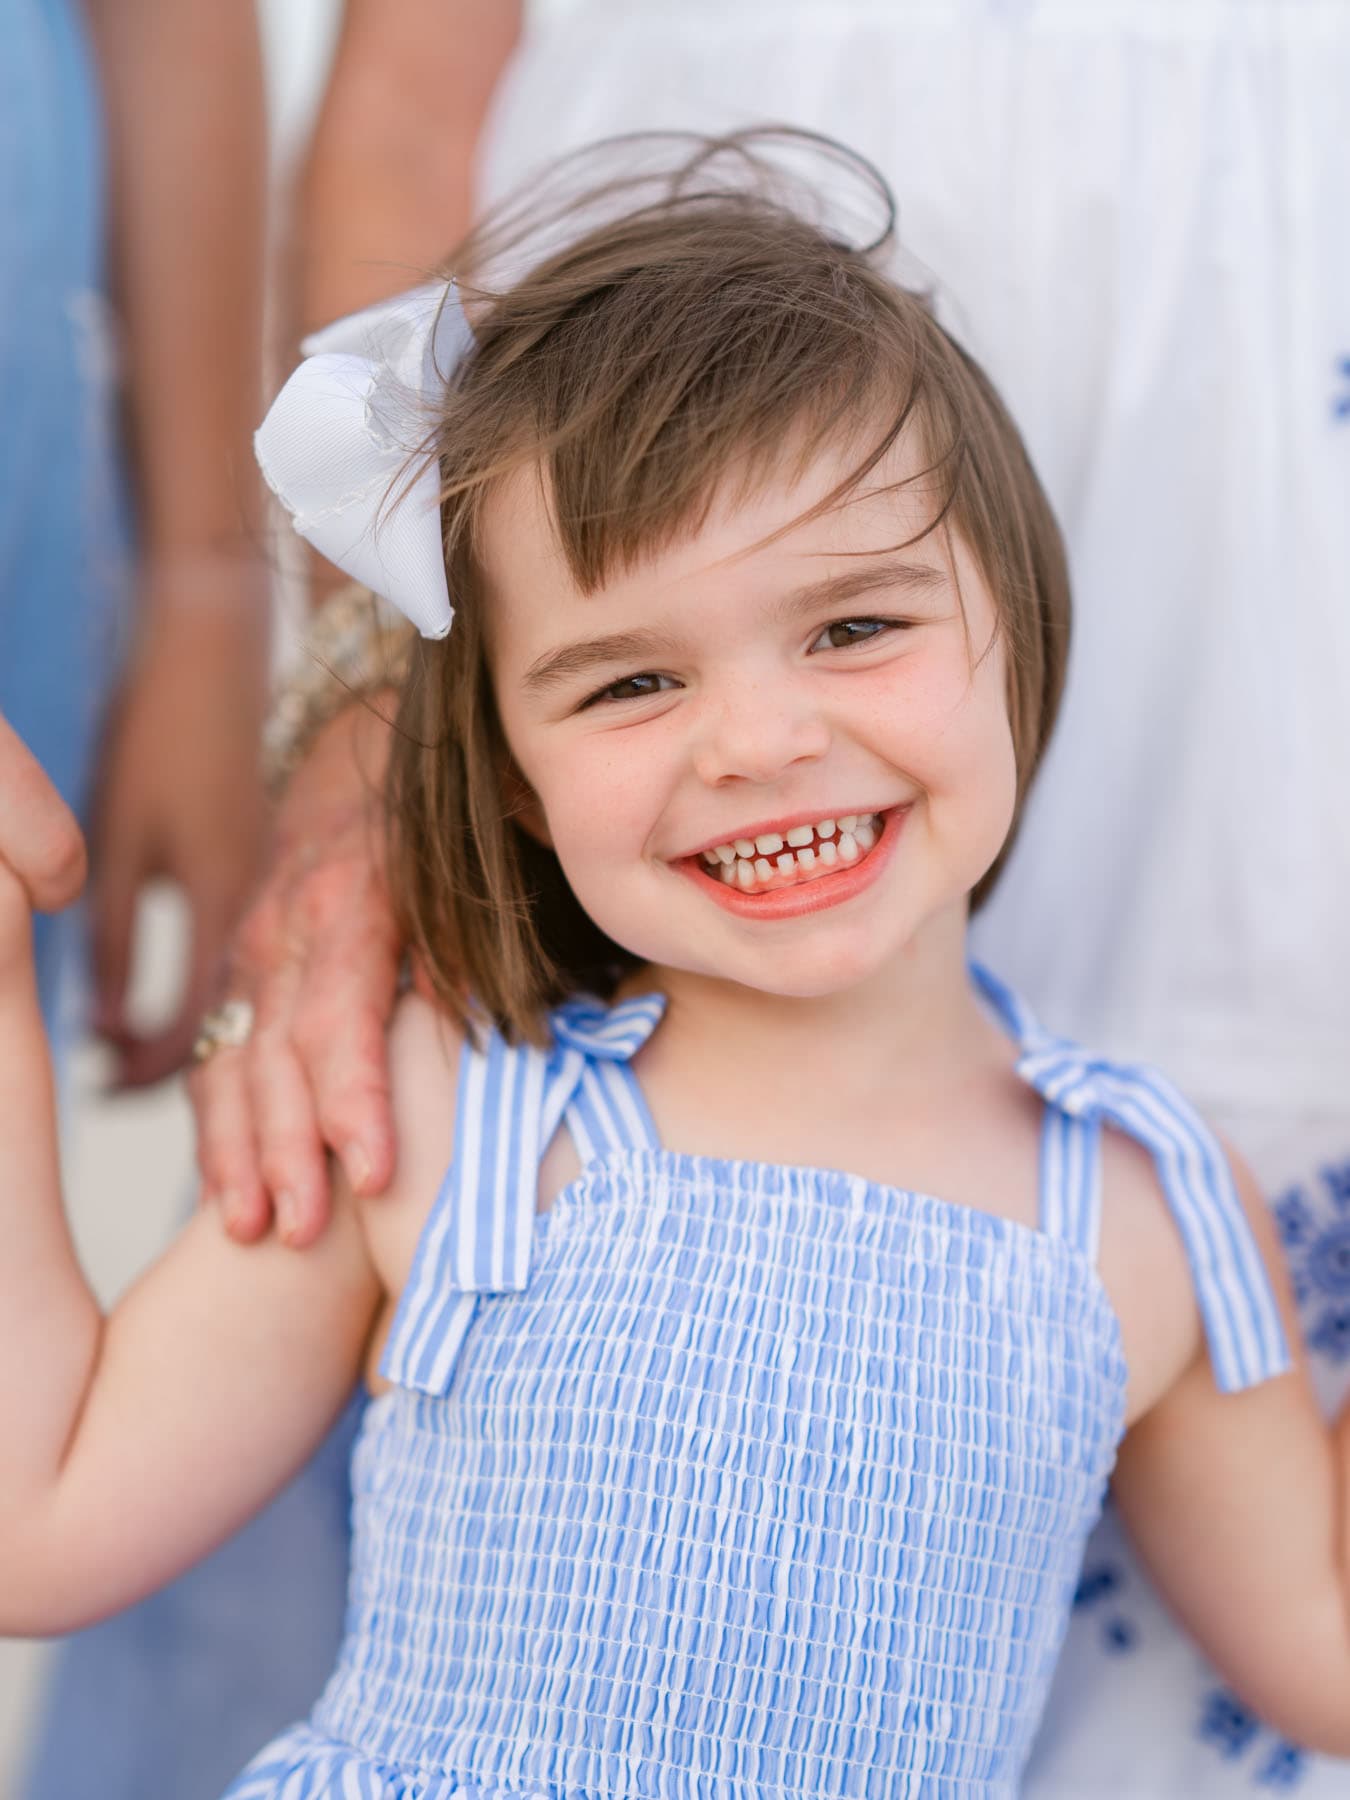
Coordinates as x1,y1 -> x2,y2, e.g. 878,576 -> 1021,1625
3,138 -> 1349,1798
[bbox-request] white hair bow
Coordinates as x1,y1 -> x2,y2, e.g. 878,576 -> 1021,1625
254,282 -> 472,639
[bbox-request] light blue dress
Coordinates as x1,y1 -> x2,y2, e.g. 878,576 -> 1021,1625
226,972 -> 1288,1799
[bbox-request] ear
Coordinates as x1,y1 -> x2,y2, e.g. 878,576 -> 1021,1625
501,758 -> 552,848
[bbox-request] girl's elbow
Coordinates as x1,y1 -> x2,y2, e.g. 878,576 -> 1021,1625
0,1516 -> 103,1638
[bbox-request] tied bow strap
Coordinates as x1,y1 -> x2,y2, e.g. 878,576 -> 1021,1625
381,994 -> 666,1396
254,282 -> 473,639
971,963 -> 1290,1393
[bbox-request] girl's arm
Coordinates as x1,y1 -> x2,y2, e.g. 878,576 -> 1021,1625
1113,1153 -> 1350,1754
0,730 -> 381,1636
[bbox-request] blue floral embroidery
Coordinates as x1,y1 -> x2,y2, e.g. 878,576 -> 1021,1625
1257,1743 -> 1309,1789
1306,1220 -> 1350,1298
1072,1559 -> 1137,1654
1197,1690 -> 1312,1788
1269,1160 -> 1350,1361
1274,1187 -> 1315,1251
1308,1307 -> 1350,1365
1102,1617 -> 1136,1653
1199,1689 -> 1262,1759
1322,1157 -> 1350,1213
1073,1563 -> 1122,1608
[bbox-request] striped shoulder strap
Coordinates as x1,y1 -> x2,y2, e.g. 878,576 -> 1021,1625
381,992 -> 665,1394
973,964 -> 1290,1394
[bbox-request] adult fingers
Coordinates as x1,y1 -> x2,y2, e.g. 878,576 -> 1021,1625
186,891 -> 278,1236
87,829 -> 142,1056
187,1043 -> 268,1241
244,950 -> 332,1247
0,714 -> 87,912
292,907 -> 402,1197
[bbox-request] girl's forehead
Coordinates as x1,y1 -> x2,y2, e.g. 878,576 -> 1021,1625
479,430 -> 967,634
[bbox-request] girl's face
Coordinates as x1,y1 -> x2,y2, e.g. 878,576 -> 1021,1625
483,434 -> 1018,1000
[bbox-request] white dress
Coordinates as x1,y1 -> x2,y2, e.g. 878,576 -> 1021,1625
480,3 -> 1350,1792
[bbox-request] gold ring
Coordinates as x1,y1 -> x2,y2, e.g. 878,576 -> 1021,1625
191,999 -> 255,1064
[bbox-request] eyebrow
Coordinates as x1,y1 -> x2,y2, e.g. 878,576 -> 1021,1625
521,555 -> 948,696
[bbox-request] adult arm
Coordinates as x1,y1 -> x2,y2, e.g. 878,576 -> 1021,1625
292,0 -> 523,336
0,719 -> 381,1634
82,0 -> 272,1086
189,0 -> 522,1241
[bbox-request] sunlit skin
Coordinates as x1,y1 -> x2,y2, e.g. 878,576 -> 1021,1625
486,434 -> 1021,1105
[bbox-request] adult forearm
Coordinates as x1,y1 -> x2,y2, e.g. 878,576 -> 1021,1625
83,0 -> 268,591
291,0 -> 522,336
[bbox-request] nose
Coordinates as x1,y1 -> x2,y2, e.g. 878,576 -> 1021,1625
691,681 -> 832,787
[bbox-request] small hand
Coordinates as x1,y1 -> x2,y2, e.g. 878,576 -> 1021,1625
90,563 -> 269,1087
0,712 -> 87,917
188,699 -> 404,1247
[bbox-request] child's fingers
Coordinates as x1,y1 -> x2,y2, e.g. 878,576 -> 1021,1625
0,714 -> 86,913
0,864 -> 62,1216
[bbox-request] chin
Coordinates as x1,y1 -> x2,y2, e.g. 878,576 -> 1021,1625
726,934 -> 906,1000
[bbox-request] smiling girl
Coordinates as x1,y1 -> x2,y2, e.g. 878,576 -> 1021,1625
2,136 -> 1348,1797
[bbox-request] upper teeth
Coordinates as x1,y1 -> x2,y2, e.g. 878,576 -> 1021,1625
699,813 -> 882,886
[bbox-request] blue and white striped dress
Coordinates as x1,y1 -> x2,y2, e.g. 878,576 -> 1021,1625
225,969 -> 1288,1800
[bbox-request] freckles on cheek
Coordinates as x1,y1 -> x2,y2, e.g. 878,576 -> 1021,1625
545,745 -> 654,867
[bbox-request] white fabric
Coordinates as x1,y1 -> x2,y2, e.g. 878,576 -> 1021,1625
255,283 -> 471,638
481,0 -> 1350,1116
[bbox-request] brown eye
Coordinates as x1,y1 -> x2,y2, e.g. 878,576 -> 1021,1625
583,671 -> 678,708
812,618 -> 898,652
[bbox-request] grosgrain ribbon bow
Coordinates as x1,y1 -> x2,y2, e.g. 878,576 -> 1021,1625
254,282 -> 472,638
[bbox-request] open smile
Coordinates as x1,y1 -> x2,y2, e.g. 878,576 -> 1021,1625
675,805 -> 907,919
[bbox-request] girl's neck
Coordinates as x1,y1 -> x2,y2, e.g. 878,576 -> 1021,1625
626,906 -> 1002,1104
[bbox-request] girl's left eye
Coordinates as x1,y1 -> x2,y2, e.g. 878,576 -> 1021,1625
810,617 -> 905,653
581,671 -> 679,708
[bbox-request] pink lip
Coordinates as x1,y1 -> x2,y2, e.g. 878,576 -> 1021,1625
675,805 -> 909,920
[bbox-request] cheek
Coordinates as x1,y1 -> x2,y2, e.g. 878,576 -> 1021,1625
867,645 -> 1018,843
526,734 -> 663,874
934,666 -> 1020,858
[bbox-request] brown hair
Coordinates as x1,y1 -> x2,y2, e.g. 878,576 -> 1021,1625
385,132 -> 1070,1043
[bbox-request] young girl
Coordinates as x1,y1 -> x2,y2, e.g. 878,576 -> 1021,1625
3,136 -> 1348,1797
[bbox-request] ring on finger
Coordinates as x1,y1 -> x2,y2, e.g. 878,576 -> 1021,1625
192,998 -> 256,1064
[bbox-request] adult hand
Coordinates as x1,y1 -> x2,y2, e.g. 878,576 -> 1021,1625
189,698 -> 404,1248
90,560 -> 270,1087
0,712 -> 87,915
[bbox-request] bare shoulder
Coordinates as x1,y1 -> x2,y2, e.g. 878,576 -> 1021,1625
1097,1123 -> 1203,1425
357,993 -> 467,1300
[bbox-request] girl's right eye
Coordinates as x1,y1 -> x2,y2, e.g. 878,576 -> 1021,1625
580,672 -> 679,709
